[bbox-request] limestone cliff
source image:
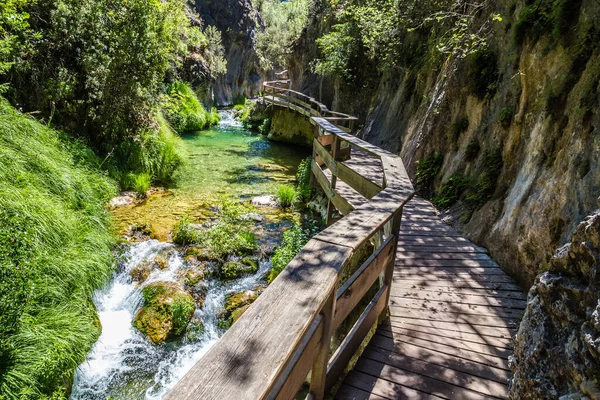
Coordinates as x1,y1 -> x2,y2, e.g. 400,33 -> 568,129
290,0 -> 600,289
510,209 -> 600,398
193,0 -> 265,105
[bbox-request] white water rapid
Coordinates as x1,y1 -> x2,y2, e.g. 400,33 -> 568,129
70,239 -> 271,400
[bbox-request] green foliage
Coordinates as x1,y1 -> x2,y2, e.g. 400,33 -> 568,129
432,174 -> 469,209
0,99 -> 116,399
259,118 -> 272,135
255,0 -> 310,70
232,95 -> 247,106
268,223 -> 309,283
466,49 -> 499,100
498,106 -> 514,129
465,139 -> 481,161
162,82 -> 218,133
295,157 -> 312,202
466,147 -> 503,205
514,0 -> 583,45
172,215 -> 201,245
172,201 -> 258,259
276,185 -> 298,209
448,116 -> 469,141
416,153 -> 443,185
4,0 -> 224,184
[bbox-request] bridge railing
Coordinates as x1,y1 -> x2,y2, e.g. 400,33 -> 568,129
166,81 -> 414,400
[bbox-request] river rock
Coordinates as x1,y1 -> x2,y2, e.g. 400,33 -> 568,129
217,289 -> 262,330
217,257 -> 259,280
133,282 -> 196,344
510,210 -> 600,398
251,195 -> 278,208
109,192 -> 137,209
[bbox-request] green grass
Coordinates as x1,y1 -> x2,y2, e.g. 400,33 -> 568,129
162,81 -> 219,133
0,98 -> 116,399
295,157 -> 312,203
268,223 -> 309,283
275,185 -> 298,208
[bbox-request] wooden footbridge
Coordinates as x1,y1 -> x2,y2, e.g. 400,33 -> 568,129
166,72 -> 525,400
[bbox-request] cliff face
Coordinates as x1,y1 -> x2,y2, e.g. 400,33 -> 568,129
193,0 -> 264,105
291,0 -> 600,289
510,209 -> 600,398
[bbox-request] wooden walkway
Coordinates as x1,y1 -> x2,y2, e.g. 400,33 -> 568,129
331,159 -> 525,399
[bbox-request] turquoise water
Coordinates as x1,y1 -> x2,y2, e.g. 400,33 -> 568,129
112,113 -> 310,239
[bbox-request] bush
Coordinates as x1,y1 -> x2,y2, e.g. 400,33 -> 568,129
162,81 -> 218,133
276,185 -> 298,208
465,139 -> 481,161
466,49 -> 499,100
432,174 -> 470,209
268,223 -> 309,283
259,118 -> 272,135
448,117 -> 469,141
0,99 -> 116,398
466,147 -> 503,205
295,157 -> 312,202
498,107 -> 514,129
416,153 -> 443,185
172,215 -> 201,245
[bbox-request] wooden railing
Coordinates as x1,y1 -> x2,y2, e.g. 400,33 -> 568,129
165,79 -> 414,400
262,79 -> 358,133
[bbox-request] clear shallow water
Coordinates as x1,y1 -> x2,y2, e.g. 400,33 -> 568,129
111,110 -> 310,239
70,111 -> 307,399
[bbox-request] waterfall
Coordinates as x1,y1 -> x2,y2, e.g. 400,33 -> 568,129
70,240 -> 271,399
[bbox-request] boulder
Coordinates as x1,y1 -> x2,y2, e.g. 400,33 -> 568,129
510,211 -> 600,398
217,289 -> 261,330
217,257 -> 259,280
133,282 -> 196,344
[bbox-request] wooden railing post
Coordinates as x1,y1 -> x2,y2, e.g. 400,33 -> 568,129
380,208 -> 402,321
325,135 -> 341,226
308,291 -> 336,400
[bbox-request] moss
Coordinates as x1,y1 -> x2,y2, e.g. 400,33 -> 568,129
218,258 -> 259,280
498,106 -> 514,129
465,139 -> 481,161
514,0 -> 583,46
448,116 -> 469,142
466,48 -> 499,100
218,290 -> 260,330
184,318 -> 205,342
133,282 -> 195,344
432,174 -> 470,209
415,153 -> 443,185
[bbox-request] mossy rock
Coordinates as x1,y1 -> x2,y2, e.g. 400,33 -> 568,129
130,262 -> 154,283
184,317 -> 205,342
184,268 -> 204,287
218,257 -> 259,280
218,289 -> 260,330
133,282 -> 195,344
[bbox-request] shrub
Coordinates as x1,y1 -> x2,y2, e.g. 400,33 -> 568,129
232,95 -> 247,106
416,153 -> 443,185
172,215 -> 201,245
498,106 -> 514,129
295,157 -> 313,203
466,147 -> 503,205
448,117 -> 469,141
432,174 -> 470,209
268,223 -> 309,283
465,139 -> 481,161
0,99 -> 116,398
162,81 -> 217,133
259,118 -> 272,135
276,185 -> 298,208
466,49 -> 499,100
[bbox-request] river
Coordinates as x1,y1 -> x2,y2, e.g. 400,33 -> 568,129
70,111 -> 309,399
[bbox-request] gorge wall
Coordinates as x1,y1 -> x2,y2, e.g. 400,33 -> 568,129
194,0 -> 265,105
290,0 -> 600,290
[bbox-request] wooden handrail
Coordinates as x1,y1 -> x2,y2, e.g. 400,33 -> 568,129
166,77 -> 414,400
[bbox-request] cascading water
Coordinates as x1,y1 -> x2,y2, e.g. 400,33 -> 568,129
70,240 -> 272,400
69,110 -> 298,399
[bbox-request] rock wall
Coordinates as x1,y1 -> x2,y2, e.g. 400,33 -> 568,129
268,108 -> 316,147
193,0 -> 265,105
510,208 -> 600,398
291,0 -> 600,289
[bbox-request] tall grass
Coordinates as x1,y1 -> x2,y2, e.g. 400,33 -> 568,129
0,98 -> 116,399
162,81 -> 220,133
